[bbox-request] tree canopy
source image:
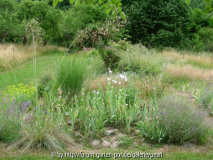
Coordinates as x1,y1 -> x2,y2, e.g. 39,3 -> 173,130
0,0 -> 17,44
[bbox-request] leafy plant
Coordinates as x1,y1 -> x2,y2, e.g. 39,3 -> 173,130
198,27 -> 213,51
7,91 -> 76,152
109,39 -> 130,51
67,80 -> 144,135
86,49 -> 99,57
53,0 -> 126,20
0,97 -> 31,143
190,33 -> 205,52
122,0 -> 193,48
99,49 -> 120,70
138,95 -> 211,144
37,74 -> 53,97
3,83 -> 36,104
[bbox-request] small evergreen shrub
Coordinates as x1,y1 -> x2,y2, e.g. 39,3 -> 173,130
138,95 -> 211,144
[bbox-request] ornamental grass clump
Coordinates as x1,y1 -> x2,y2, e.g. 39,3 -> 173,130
138,95 -> 211,144
8,92 -> 77,152
55,57 -> 88,98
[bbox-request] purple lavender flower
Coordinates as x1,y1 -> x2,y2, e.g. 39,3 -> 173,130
19,101 -> 31,112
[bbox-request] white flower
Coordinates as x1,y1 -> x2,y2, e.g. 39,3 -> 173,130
107,78 -> 111,81
65,112 -> 69,116
114,81 -> 117,84
120,74 -> 124,78
119,82 -> 121,85
109,69 -> 112,74
125,78 -> 128,82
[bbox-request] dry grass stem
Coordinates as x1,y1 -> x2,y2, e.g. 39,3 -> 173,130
165,64 -> 213,81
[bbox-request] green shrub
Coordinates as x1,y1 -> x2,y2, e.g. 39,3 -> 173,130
190,0 -> 206,10
118,59 -> 141,74
140,60 -> 161,76
109,39 -> 131,51
138,95 -> 211,144
117,45 -> 161,76
99,49 -> 120,70
86,49 -> 99,57
198,27 -> 213,51
122,0 -> 193,48
62,4 -> 108,47
206,41 -> 213,52
190,33 -> 205,52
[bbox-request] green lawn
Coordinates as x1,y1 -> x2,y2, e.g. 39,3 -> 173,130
0,147 -> 213,160
0,53 -> 65,101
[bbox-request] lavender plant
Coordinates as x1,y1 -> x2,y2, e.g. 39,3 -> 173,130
138,95 -> 211,144
0,98 -> 31,142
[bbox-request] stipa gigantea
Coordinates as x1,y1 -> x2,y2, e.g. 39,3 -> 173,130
25,19 -> 44,85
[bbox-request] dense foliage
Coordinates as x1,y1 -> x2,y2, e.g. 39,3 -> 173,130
122,0 -> 208,49
0,0 -> 213,52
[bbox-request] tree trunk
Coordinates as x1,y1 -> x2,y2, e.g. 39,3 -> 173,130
22,36 -> 27,45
